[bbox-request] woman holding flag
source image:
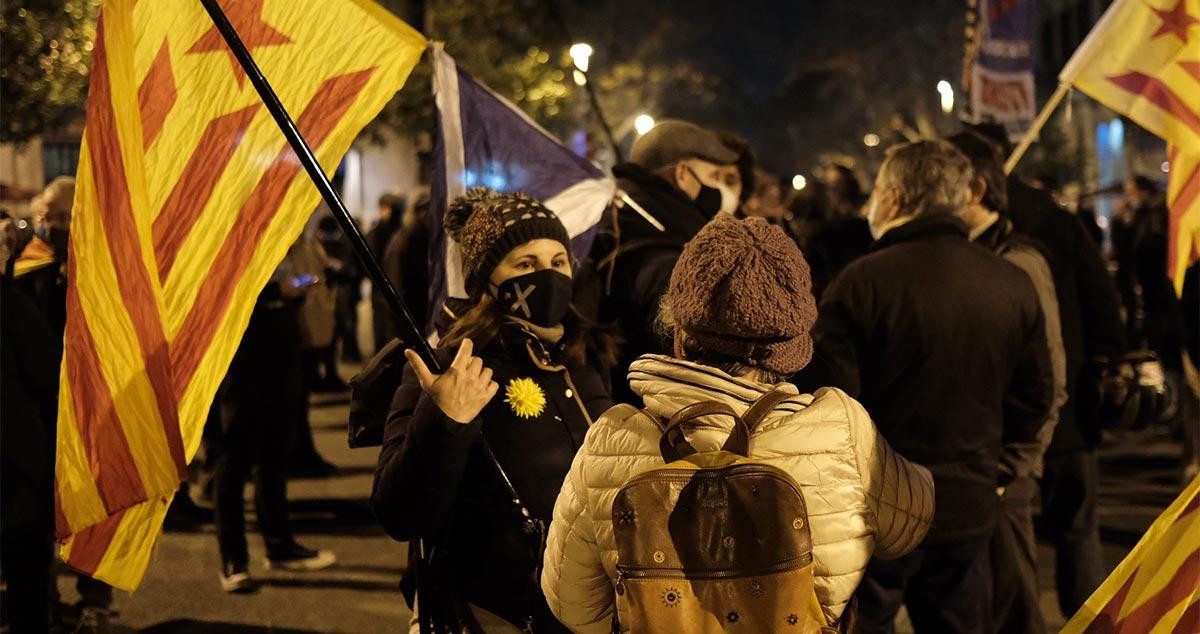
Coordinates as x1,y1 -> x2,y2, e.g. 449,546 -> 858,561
371,188 -> 614,632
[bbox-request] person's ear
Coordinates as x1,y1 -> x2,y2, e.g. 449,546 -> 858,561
674,163 -> 700,199
969,176 -> 987,205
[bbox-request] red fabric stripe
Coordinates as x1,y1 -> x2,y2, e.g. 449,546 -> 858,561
65,509 -> 126,576
170,68 -> 376,399
137,38 -> 176,150
1118,547 -> 1200,632
1084,569 -> 1138,633
86,17 -> 187,480
64,239 -> 148,515
1178,61 -> 1200,85
152,103 -> 260,280
1106,71 -> 1200,138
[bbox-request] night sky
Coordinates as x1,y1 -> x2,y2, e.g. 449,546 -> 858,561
560,0 -> 966,179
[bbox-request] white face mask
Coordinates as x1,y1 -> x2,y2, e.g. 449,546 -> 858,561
716,184 -> 739,215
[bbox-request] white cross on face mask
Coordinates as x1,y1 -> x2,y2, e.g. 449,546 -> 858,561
509,282 -> 536,319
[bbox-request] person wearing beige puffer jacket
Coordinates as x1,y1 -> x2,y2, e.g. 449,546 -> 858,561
541,216 -> 935,631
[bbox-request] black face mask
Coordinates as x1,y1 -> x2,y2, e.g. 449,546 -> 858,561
496,269 -> 573,327
685,166 -> 723,218
49,227 -> 70,261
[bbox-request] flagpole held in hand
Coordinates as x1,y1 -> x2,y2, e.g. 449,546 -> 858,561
196,2 -> 440,632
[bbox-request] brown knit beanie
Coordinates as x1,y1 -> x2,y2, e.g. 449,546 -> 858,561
445,188 -> 570,297
668,215 -> 818,375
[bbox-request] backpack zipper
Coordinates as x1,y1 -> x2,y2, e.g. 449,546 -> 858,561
614,551 -> 813,595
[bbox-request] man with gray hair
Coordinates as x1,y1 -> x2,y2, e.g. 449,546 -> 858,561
796,140 -> 1054,633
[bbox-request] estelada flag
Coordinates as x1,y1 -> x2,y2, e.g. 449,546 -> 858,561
56,0 -> 424,590
1062,475 -> 1200,633
1058,0 -> 1200,293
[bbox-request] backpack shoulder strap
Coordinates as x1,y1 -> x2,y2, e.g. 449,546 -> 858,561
742,389 -> 794,433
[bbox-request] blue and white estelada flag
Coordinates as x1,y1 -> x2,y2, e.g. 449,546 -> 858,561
428,44 -> 615,329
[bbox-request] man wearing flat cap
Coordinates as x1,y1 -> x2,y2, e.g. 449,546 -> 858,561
586,119 -> 743,402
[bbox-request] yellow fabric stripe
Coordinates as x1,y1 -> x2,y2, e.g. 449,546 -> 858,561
55,374 -> 109,532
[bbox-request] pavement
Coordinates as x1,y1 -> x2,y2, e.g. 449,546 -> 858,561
54,382 -> 1194,633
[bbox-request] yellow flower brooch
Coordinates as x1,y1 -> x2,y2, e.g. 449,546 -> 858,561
504,377 -> 546,419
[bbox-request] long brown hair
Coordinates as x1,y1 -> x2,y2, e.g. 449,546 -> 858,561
440,294 -> 621,372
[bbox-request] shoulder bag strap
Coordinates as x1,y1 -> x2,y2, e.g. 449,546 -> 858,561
741,388 -> 794,433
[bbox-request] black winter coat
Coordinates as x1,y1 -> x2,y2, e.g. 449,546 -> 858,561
1,277 -> 61,537
371,322 -> 611,631
796,216 -> 1054,542
587,163 -> 714,404
1007,180 -> 1125,452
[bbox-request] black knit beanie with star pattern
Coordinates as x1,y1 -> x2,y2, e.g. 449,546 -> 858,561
445,187 -> 571,298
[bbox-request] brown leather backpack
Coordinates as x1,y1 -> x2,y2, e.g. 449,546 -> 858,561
611,390 -> 830,633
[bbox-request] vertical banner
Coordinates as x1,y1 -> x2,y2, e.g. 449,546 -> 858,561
967,0 -> 1039,140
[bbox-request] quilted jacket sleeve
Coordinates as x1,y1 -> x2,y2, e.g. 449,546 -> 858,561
837,390 -> 935,560
541,430 -> 615,634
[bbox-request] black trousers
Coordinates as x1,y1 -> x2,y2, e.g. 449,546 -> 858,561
991,476 -> 1046,633
854,536 -> 994,633
213,306 -> 303,566
1039,450 -> 1105,617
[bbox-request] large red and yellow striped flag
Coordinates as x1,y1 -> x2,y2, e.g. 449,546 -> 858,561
1062,475 -> 1200,633
1059,0 -> 1200,293
56,0 -> 424,590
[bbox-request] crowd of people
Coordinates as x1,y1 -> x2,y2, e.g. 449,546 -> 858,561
1,114 -> 1197,633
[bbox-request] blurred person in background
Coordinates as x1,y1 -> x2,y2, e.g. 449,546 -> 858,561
803,164 -> 874,300
381,188 -> 432,345
317,214 -> 364,367
369,192 -> 405,352
291,231 -> 339,478
742,167 -> 788,224
214,243 -> 337,594
949,131 -> 1069,634
968,123 -> 1128,616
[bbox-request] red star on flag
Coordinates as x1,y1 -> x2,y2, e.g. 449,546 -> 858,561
187,0 -> 292,87
1149,0 -> 1199,42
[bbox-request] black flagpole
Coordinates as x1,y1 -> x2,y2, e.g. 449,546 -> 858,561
197,2 -> 438,632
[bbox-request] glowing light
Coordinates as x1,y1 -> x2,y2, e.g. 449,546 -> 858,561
573,69 -> 587,86
634,114 -> 656,136
792,174 -> 807,191
569,43 -> 593,73
1162,161 -> 1171,173
937,80 -> 954,114
863,133 -> 881,147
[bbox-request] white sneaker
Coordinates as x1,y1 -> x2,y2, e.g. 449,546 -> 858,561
219,562 -> 257,593
264,544 -> 337,571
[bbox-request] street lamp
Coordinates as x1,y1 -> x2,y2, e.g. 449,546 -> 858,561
634,114 -> 656,136
569,43 -> 593,73
791,174 -> 807,191
863,133 -> 881,148
937,80 -> 954,114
